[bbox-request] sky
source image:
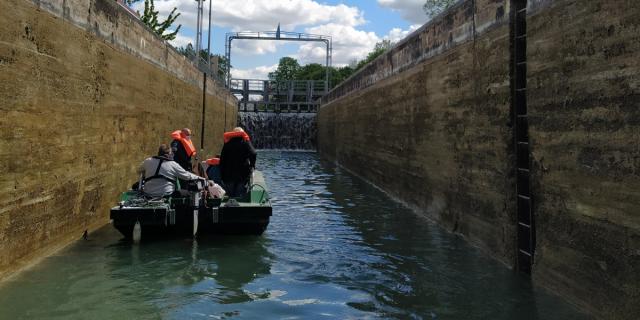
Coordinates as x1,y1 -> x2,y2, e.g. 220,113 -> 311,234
131,0 -> 429,79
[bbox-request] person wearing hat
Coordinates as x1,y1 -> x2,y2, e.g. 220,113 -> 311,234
139,144 -> 204,198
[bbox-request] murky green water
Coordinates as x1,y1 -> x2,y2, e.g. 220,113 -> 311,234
0,151 -> 589,319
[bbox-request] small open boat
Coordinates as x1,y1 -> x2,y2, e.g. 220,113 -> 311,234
110,171 -> 272,241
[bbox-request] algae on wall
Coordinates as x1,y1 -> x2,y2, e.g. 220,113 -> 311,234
318,0 -> 640,318
0,0 -> 236,280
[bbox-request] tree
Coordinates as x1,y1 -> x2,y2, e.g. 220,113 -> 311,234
176,44 -> 231,80
332,66 -> 355,86
268,57 -> 301,82
354,39 -> 394,71
265,56 -> 359,90
213,54 -> 230,81
296,63 -> 326,81
423,0 -> 457,19
128,0 -> 182,41
176,43 -> 196,58
263,39 -> 395,89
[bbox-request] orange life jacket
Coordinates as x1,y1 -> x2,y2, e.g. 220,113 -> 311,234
171,130 -> 197,157
206,158 -> 220,166
223,131 -> 251,144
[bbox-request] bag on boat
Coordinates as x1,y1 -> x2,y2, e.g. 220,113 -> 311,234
206,181 -> 226,199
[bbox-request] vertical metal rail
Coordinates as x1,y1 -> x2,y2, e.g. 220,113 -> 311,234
511,0 -> 533,273
194,0 -> 204,55
225,36 -> 232,88
325,39 -> 332,92
199,0 -> 213,152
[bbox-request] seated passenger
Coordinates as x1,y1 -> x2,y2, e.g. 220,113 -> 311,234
139,144 -> 203,198
219,127 -> 256,198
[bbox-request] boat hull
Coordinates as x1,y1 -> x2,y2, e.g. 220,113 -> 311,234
199,203 -> 272,235
110,205 -> 195,239
110,170 -> 273,240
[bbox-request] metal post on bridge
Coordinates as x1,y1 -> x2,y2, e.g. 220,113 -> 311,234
224,30 -> 332,93
194,0 -> 203,59
198,0 -> 213,152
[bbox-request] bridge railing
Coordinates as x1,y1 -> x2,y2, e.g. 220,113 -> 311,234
230,79 -> 326,113
226,31 -> 330,41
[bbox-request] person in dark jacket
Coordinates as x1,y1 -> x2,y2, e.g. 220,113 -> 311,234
204,155 -> 224,187
170,128 -> 197,172
219,127 -> 256,197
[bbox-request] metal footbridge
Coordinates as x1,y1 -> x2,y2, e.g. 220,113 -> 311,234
224,30 -> 332,113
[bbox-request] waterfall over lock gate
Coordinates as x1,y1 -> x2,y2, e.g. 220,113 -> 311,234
238,112 -> 317,150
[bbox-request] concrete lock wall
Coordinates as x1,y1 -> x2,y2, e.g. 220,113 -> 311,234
318,0 -> 640,318
0,0 -> 237,280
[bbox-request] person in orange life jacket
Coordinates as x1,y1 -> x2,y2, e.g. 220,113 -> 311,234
219,127 -> 256,197
170,128 -> 197,172
138,144 -> 204,198
204,155 -> 224,187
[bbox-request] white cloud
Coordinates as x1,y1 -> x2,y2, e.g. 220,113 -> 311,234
377,0 -> 428,25
233,40 -> 279,56
293,23 -> 421,66
134,0 -> 365,32
130,1 -> 427,77
296,23 -> 380,66
231,64 -> 278,79
384,24 -> 421,43
168,32 -> 194,48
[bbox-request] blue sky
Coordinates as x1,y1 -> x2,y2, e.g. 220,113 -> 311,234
132,0 -> 428,78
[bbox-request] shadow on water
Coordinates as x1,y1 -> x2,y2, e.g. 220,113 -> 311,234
259,151 -> 590,320
315,160 -> 537,319
0,229 -> 273,320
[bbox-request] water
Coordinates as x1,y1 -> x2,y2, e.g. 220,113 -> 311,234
0,151 -> 589,319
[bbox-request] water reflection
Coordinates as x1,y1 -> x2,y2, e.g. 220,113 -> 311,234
260,151 -> 588,320
0,230 -> 273,319
0,151 -> 589,320
318,160 -> 534,319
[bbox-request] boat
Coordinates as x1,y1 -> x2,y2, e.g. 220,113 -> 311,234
109,171 -> 272,241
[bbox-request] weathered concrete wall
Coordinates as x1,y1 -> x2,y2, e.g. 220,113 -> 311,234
527,0 -> 640,318
318,0 -> 639,319
0,0 -> 237,280
320,0 -> 515,268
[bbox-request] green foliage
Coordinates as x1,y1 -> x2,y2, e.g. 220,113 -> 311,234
423,0 -> 457,19
286,62 -> 354,88
268,57 -> 302,82
176,43 -> 196,58
354,39 -> 393,71
296,63 -> 326,81
208,53 -> 230,80
137,0 -> 182,41
266,39 -> 394,89
176,43 -> 230,80
332,65 -> 355,86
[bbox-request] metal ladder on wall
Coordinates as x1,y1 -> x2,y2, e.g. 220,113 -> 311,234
512,0 -> 534,273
